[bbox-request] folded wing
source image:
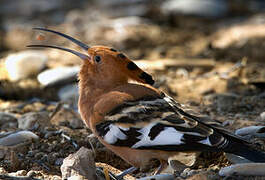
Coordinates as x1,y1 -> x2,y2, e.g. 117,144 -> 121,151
96,94 -> 228,152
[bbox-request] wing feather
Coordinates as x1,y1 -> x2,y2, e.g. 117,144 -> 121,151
96,94 -> 229,151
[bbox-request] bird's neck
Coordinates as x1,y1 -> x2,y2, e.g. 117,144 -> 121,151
78,73 -> 126,128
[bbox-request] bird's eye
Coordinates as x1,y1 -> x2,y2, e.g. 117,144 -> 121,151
94,55 -> 101,63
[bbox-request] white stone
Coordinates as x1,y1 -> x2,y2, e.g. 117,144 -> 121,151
58,84 -> 79,106
162,0 -> 227,18
235,126 -> 265,136
61,147 -> 96,180
138,174 -> 175,180
225,153 -> 251,164
37,66 -> 80,87
0,130 -> 39,146
219,163 -> 265,176
260,112 -> 265,121
0,112 -> 18,128
5,50 -> 47,81
18,112 -> 50,130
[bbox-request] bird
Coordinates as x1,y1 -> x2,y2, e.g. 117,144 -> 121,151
28,28 -> 265,177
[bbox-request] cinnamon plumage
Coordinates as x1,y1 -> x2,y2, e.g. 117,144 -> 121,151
29,28 -> 265,175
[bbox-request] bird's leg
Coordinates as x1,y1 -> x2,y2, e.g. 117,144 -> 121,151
116,166 -> 138,180
154,160 -> 168,175
103,167 -> 111,180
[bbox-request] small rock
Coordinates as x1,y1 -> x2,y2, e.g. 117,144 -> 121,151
51,175 -> 62,180
162,0 -> 228,18
216,93 -> 239,109
50,106 -> 83,129
181,168 -> 199,178
18,111 -> 50,130
96,0 -> 150,17
205,93 -> 239,112
167,160 -> 187,174
0,167 -> 7,174
34,152 -> 46,159
5,50 -> 47,81
138,174 -> 175,180
37,66 -> 79,87
258,91 -> 265,98
0,130 -> 39,146
235,126 -> 265,139
0,112 -> 18,129
219,163 -> 265,176
67,175 -> 86,180
212,19 -> 265,49
61,147 -> 97,180
8,170 -> 27,176
0,1 -> 62,19
0,149 -> 5,159
225,153 -> 251,164
10,150 -> 20,170
55,158 -> 64,166
27,170 -> 36,177
169,152 -> 198,173
186,170 -> 218,180
260,112 -> 265,121
47,153 -> 57,165
58,84 -> 79,107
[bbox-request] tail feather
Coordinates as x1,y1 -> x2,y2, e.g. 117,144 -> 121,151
225,141 -> 265,163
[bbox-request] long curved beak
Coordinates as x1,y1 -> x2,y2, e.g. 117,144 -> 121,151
27,28 -> 90,60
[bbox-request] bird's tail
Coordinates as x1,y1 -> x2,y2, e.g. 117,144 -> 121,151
225,141 -> 265,163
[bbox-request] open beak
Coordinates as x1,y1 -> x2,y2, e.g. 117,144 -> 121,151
27,28 -> 90,60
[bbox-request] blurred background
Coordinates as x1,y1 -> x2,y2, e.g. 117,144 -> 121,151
0,0 -> 265,179
0,0 -> 265,100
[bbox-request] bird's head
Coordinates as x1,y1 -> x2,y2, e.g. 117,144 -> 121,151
28,28 -> 154,91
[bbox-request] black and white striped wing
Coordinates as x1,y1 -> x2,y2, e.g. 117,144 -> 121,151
96,94 -> 229,151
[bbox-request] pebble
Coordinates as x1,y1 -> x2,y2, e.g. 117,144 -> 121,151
0,130 -> 39,146
34,152 -> 46,159
0,112 -> 18,129
168,152 -> 198,173
58,84 -> 79,107
260,112 -> 265,121
37,66 -> 80,87
5,50 -> 47,81
50,106 -> 83,129
96,0 -> 149,17
8,170 -> 27,176
180,168 -> 198,178
225,153 -> 251,164
55,158 -> 64,166
18,111 -> 50,130
137,174 -> 175,180
219,163 -> 265,176
67,175 -> 86,180
235,126 -> 265,138
47,153 -> 56,165
61,147 -> 97,180
0,0 -> 62,17
51,175 -> 62,180
186,170 -> 217,180
27,170 -> 36,177
167,160 -> 186,174
162,0 -> 228,18
205,93 -> 239,112
0,149 -> 5,159
0,167 -> 7,174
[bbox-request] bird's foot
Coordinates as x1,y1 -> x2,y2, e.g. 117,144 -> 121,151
116,166 -> 138,180
154,160 -> 168,175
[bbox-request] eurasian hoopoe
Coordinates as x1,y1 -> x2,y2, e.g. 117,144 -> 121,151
29,28 -> 265,176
